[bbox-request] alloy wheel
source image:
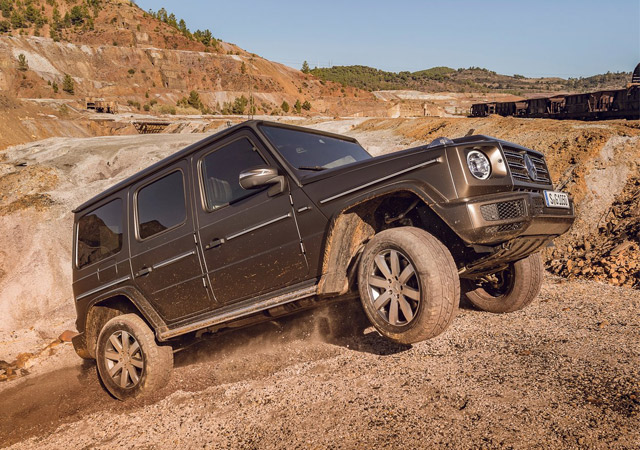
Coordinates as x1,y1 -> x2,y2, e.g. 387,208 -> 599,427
103,330 -> 145,389
367,249 -> 421,326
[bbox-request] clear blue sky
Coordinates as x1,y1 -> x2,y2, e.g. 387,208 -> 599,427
135,0 -> 639,78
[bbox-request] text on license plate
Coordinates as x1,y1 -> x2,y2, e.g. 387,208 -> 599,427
543,190 -> 570,209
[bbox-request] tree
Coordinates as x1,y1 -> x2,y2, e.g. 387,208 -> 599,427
52,81 -> 59,93
230,95 -> 248,114
69,6 -> 87,25
281,101 -> 289,113
0,20 -> 9,32
301,61 -> 310,74
62,74 -> 74,94
17,53 -> 28,71
240,62 -> 246,74
294,99 -> 302,114
0,0 -> 12,19
10,10 -> 24,28
302,100 -> 311,111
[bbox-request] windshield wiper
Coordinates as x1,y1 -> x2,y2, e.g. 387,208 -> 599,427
297,166 -> 326,171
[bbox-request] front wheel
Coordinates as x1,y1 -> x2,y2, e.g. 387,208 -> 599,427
96,314 -> 173,400
358,227 -> 460,345
463,253 -> 544,313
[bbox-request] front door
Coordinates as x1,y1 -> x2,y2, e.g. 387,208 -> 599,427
128,161 -> 213,323
193,132 -> 308,305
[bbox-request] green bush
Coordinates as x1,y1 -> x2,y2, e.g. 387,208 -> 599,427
281,101 -> 289,113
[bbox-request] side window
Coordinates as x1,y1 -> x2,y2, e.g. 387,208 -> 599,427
137,170 -> 186,239
201,138 -> 267,210
77,199 -> 123,268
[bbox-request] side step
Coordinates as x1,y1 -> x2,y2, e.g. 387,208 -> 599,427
157,281 -> 318,341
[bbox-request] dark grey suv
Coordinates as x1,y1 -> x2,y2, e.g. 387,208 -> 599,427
71,120 -> 574,399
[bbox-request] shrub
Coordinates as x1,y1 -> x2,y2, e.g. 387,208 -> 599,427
302,100 -> 311,111
281,101 -> 289,113
128,68 -> 135,75
294,99 -> 302,114
143,103 -> 150,111
52,81 -> 58,93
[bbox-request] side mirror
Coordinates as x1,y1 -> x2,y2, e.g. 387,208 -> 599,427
239,166 -> 287,196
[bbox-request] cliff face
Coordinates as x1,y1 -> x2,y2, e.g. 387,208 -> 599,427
0,35 -> 385,116
0,0 -> 385,116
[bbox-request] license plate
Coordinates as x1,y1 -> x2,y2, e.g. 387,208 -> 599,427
543,190 -> 570,209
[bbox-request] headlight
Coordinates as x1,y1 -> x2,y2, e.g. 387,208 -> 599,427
467,150 -> 491,180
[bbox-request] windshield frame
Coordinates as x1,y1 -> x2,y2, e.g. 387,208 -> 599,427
258,123 -> 372,180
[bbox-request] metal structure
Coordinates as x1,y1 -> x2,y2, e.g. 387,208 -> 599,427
470,67 -> 640,120
133,121 -> 170,134
86,97 -> 118,114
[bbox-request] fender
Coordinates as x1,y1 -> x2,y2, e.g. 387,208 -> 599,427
317,183 -> 445,297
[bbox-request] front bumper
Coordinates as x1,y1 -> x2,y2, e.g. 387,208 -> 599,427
436,190 -> 575,245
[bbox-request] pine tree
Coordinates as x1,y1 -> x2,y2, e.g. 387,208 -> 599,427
17,54 -> 28,71
62,74 -> 75,94
294,99 -> 302,113
301,61 -> 310,74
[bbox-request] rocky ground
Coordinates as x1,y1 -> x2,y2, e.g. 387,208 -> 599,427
1,276 -> 638,449
0,116 -> 638,448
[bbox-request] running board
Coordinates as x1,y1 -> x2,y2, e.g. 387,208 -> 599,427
157,281 -> 318,341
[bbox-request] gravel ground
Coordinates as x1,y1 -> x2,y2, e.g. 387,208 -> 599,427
2,275 -> 638,449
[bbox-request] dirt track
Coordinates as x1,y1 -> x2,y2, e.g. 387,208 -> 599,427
2,276 -> 638,449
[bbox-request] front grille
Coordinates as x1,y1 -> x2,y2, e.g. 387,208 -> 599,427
480,199 -> 525,221
503,147 -> 551,185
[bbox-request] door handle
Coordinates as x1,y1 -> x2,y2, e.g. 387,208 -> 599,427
136,266 -> 153,277
205,238 -> 225,250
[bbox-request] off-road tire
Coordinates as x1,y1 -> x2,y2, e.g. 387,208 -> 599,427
96,314 -> 173,400
358,227 -> 459,344
463,253 -> 544,314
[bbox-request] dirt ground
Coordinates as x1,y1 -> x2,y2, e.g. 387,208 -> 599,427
1,116 -> 639,449
1,276 -> 638,449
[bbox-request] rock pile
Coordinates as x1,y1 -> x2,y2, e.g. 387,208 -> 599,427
546,177 -> 640,288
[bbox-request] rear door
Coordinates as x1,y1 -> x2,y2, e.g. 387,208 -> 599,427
193,132 -> 309,305
128,161 -> 213,323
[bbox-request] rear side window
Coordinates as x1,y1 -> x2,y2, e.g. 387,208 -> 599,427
201,138 -> 267,210
137,170 -> 186,239
77,199 -> 123,269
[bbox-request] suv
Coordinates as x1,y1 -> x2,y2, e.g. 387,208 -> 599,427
72,120 -> 574,399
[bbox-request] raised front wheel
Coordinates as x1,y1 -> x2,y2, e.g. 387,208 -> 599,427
358,227 -> 460,344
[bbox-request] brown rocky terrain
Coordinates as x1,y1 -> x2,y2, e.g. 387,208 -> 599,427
0,116 -> 638,448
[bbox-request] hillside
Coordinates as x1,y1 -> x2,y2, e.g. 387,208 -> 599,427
0,0 -> 386,119
310,65 -> 632,96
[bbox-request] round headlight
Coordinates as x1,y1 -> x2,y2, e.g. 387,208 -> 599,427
467,150 -> 491,180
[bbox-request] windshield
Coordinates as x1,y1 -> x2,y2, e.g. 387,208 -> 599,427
260,125 -> 371,172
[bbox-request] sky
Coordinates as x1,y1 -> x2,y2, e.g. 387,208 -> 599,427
135,0 -> 640,78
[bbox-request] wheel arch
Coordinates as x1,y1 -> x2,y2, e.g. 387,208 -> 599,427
317,186 -> 466,297
76,287 -> 165,359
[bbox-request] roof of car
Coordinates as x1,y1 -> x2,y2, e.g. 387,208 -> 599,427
72,120 -> 358,213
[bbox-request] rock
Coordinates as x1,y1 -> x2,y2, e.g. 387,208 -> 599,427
58,330 -> 78,343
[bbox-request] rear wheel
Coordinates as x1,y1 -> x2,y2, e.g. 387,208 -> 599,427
358,227 -> 459,344
463,253 -> 544,313
96,314 -> 173,400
